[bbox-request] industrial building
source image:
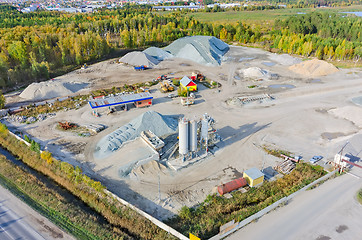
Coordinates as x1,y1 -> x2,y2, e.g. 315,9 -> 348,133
243,168 -> 264,187
180,76 -> 197,92
88,92 -> 153,109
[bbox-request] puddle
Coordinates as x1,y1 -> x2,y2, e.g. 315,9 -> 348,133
262,62 -> 276,67
315,236 -> 330,240
351,96 -> 362,106
268,84 -> 295,89
311,79 -> 321,83
336,225 -> 348,233
239,57 -> 255,62
234,75 -> 241,80
321,132 -> 345,140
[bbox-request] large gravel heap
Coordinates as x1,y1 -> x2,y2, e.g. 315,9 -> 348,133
94,111 -> 178,159
289,59 -> 339,76
119,51 -> 160,68
164,36 -> 229,66
19,81 -> 88,101
143,47 -> 173,61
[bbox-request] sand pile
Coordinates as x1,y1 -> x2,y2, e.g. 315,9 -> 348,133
19,80 -> 88,101
241,67 -> 277,80
94,111 -> 178,159
119,51 -> 160,68
143,47 -> 173,61
130,160 -> 167,180
289,59 -> 339,76
269,54 -> 301,66
164,36 -> 229,66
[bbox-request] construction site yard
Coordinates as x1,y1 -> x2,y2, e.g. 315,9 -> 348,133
3,44 -> 362,221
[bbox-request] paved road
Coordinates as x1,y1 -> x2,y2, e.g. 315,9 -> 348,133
226,169 -> 362,240
0,185 -> 74,240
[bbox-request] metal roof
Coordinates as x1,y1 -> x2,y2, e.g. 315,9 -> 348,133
180,76 -> 193,87
244,168 -> 264,180
88,92 -> 153,109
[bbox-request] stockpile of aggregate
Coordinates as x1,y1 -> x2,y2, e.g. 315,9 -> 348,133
241,67 -> 277,80
94,111 -> 178,159
268,54 -> 301,66
19,81 -> 88,101
143,47 -> 173,61
164,36 -> 229,66
119,51 -> 160,68
289,59 -> 339,76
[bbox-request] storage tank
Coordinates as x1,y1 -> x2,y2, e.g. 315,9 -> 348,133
217,177 -> 247,195
179,118 -> 189,155
189,120 -> 198,152
201,115 -> 208,140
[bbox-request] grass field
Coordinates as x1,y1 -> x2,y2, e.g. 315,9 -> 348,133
188,5 -> 362,26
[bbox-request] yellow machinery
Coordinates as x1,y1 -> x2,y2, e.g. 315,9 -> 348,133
160,82 -> 174,93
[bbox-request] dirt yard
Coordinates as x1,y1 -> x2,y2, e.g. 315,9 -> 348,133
4,46 -> 362,220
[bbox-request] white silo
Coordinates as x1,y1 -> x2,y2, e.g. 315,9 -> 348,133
189,120 -> 198,152
201,115 -> 208,141
179,118 -> 189,155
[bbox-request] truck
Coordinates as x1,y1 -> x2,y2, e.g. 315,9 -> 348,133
134,65 -> 147,71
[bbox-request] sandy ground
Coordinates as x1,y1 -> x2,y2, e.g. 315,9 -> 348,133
4,46 -> 362,220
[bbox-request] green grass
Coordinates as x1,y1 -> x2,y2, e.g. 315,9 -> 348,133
358,189 -> 362,205
0,154 -> 123,240
189,5 -> 362,26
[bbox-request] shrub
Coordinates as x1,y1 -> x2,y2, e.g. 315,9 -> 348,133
24,135 -> 30,143
173,79 -> 180,86
30,140 -> 40,153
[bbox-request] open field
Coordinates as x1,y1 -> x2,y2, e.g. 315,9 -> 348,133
189,5 -> 362,25
2,42 -> 362,236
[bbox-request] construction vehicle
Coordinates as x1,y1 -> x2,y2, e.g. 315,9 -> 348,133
134,65 -> 147,71
160,81 -> 174,93
157,75 -> 167,81
190,73 -> 205,81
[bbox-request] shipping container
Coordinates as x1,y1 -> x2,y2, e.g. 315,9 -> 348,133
218,177 -> 247,195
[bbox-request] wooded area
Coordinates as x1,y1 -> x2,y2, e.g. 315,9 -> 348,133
0,5 -> 360,89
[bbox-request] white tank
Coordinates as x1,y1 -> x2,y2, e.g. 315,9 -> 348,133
189,120 -> 198,152
179,118 -> 189,155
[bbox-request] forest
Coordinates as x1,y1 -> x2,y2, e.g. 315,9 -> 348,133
0,5 -> 361,89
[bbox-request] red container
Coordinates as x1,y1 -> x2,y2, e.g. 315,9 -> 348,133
218,177 -> 247,195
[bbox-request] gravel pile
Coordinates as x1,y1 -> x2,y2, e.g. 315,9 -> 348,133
143,47 -> 173,61
94,111 -> 178,159
119,51 -> 160,68
241,67 -> 278,80
269,54 -> 301,66
164,36 -> 229,66
19,81 -> 88,101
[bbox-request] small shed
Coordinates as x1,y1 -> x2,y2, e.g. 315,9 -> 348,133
180,76 -> 197,92
217,177 -> 247,195
243,168 -> 264,187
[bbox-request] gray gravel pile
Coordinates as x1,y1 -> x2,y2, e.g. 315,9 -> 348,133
143,47 -> 173,61
94,111 -> 178,159
119,51 -> 160,68
164,36 -> 229,66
